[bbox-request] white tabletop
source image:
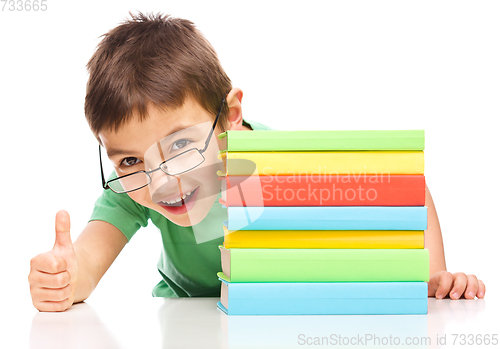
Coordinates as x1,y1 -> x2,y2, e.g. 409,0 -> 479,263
16,296 -> 497,349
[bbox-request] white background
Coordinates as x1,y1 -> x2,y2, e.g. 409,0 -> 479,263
0,0 -> 498,330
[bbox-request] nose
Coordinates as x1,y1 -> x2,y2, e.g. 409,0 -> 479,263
149,170 -> 179,202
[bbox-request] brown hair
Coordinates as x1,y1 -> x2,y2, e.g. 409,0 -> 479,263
85,12 -> 231,139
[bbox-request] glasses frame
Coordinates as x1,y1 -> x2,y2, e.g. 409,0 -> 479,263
99,96 -> 226,194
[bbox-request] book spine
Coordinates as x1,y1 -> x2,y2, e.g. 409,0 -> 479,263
224,175 -> 425,206
227,206 -> 428,231
222,151 -> 424,175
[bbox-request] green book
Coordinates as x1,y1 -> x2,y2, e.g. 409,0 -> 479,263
219,246 -> 429,282
218,130 -> 425,151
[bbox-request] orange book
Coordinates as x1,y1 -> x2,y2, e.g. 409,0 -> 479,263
222,175 -> 425,206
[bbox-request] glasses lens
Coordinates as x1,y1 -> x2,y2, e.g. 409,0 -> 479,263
160,149 -> 205,175
108,172 -> 150,193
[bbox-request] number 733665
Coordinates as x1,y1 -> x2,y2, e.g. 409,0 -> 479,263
1,0 -> 48,11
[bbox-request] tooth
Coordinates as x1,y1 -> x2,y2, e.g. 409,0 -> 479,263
181,194 -> 186,200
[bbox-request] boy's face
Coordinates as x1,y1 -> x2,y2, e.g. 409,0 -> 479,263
99,96 -> 225,227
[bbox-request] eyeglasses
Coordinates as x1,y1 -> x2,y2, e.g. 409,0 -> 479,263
99,96 -> 225,194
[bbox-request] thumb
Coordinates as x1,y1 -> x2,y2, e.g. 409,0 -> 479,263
54,210 -> 73,249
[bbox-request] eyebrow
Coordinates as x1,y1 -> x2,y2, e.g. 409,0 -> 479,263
106,148 -> 141,159
162,124 -> 192,138
105,122 -> 203,159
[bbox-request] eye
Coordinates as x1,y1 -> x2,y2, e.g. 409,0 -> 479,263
120,157 -> 142,167
171,139 -> 192,151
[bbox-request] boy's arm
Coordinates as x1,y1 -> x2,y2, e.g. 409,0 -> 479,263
73,220 -> 128,303
425,185 -> 486,299
425,185 -> 446,275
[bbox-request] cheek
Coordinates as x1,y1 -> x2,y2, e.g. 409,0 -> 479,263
126,189 -> 154,208
191,163 -> 221,189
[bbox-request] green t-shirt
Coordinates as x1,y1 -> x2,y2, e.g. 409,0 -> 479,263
89,120 -> 272,297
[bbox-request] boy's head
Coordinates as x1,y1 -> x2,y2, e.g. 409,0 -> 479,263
85,12 -> 235,137
85,13 -> 245,229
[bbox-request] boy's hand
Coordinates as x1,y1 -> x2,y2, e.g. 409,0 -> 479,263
428,271 -> 485,300
29,210 -> 79,312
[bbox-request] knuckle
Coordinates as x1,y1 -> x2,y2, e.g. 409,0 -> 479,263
54,289 -> 66,301
29,273 -> 41,288
45,300 -> 69,312
441,271 -> 453,282
443,271 -> 453,277
467,277 -> 479,287
29,281 -> 36,294
55,273 -> 68,287
31,252 -> 49,269
46,302 -> 63,312
62,298 -> 73,311
33,301 -> 44,311
64,284 -> 73,298
51,260 -> 61,273
61,286 -> 72,300
30,253 -> 42,266
53,298 -> 71,312
33,299 -> 48,312
63,271 -> 71,284
468,274 -> 478,281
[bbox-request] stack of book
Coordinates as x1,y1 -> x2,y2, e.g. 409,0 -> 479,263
216,130 -> 429,315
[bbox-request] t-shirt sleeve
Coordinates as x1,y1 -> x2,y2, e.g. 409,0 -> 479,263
89,187 -> 150,242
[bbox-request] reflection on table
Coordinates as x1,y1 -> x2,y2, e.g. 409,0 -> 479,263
29,297 -> 489,349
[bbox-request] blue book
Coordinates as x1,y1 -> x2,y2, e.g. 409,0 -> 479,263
226,206 -> 427,231
217,279 -> 428,315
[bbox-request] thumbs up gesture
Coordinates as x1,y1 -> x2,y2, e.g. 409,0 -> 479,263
29,210 -> 79,312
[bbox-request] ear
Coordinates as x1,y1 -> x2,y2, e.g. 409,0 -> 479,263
225,87 -> 244,131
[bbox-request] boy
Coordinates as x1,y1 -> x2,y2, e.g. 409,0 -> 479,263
28,13 -> 485,312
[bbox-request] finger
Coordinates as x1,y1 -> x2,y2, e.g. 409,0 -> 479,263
34,298 -> 73,312
464,274 -> 479,299
477,280 -> 486,299
428,272 -> 442,297
29,270 -> 71,289
36,284 -> 72,302
31,253 -> 67,274
434,271 -> 453,299
450,272 -> 468,300
54,210 -> 73,249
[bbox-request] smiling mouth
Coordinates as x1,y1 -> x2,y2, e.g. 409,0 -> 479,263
157,187 -> 199,207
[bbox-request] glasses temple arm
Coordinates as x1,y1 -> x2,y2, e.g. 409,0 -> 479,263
99,145 -> 109,189
202,96 -> 226,153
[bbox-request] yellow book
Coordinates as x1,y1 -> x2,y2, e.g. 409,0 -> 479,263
223,225 -> 424,249
220,151 -> 424,175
